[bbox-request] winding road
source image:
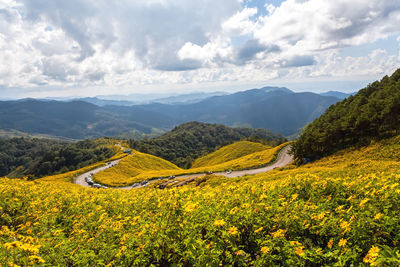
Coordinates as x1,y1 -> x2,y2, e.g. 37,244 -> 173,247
75,145 -> 294,189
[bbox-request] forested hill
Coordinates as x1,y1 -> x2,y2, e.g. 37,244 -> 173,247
293,68 -> 400,162
129,122 -> 286,168
0,138 -> 117,179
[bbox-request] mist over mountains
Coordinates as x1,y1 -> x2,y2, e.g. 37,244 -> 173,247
0,86 -> 349,139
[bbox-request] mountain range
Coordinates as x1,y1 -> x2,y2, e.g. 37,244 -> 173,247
0,86 -> 348,139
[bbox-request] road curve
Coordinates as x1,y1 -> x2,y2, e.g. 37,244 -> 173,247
74,158 -> 123,187
75,145 -> 294,189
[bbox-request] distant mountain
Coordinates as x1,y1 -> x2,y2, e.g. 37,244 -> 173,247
136,88 -> 340,136
0,99 -> 174,139
319,91 -> 352,99
260,86 -> 293,94
72,97 -> 134,107
94,91 -> 227,105
152,91 -> 227,104
0,85 -> 342,139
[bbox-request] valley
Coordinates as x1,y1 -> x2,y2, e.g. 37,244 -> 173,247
1,69 -> 400,266
2,1 -> 400,265
73,143 -> 294,189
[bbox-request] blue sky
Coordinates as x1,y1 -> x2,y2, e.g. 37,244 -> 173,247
0,0 -> 399,98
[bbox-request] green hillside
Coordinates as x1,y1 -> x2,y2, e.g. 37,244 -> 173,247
129,121 -> 285,168
0,138 -> 117,179
294,68 -> 400,162
191,141 -> 270,168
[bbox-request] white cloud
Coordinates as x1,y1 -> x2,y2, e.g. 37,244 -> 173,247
222,7 -> 258,36
0,0 -> 400,96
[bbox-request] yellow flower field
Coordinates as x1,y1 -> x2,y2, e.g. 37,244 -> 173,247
191,141 -> 270,168
1,137 -> 400,265
93,142 -> 288,187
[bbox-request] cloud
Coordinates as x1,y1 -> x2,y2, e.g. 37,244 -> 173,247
19,0 -> 240,69
278,55 -> 316,68
254,0 -> 400,53
0,0 -> 400,95
236,39 -> 280,63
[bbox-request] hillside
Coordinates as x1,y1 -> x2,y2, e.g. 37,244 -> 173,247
92,142 -> 286,187
93,151 -> 181,186
0,99 -> 174,139
294,68 -> 400,162
0,138 -> 117,178
191,141 -> 269,168
129,122 -> 285,168
2,132 -> 400,265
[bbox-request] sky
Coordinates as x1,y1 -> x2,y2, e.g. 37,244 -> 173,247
0,0 -> 400,98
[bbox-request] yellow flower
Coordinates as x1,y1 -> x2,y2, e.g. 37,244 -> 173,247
29,255 -> 45,263
291,194 -> 299,201
373,213 -> 384,220
296,247 -> 305,257
261,246 -> 270,254
363,246 -> 380,265
214,219 -> 226,227
338,238 -> 347,247
359,198 -> 370,207
340,221 -> 350,229
228,226 -> 239,236
327,239 -> 333,248
184,202 -> 196,213
206,241 -> 214,249
271,229 -> 286,238
254,227 -> 263,234
235,250 -> 245,256
230,207 -> 239,215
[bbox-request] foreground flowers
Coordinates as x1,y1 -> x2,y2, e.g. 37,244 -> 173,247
1,135 -> 400,265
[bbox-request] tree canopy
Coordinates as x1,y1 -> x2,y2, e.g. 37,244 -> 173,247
293,68 -> 400,162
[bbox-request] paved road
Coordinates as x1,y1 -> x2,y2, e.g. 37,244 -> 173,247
75,145 -> 294,189
74,159 -> 123,187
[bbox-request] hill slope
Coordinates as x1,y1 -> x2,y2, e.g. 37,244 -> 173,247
129,122 -> 285,168
93,151 -> 181,186
191,141 -> 269,168
294,68 -> 400,161
0,137 -> 117,178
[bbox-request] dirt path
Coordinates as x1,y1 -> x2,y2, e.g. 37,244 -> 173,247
75,145 -> 294,189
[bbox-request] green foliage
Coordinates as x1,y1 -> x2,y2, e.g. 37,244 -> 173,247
129,122 -> 286,168
293,68 -> 400,162
0,138 -> 116,179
